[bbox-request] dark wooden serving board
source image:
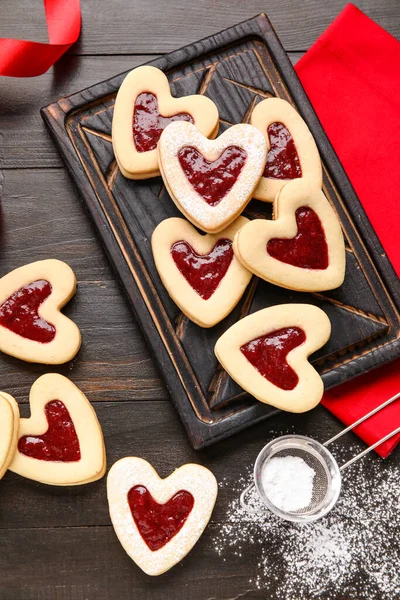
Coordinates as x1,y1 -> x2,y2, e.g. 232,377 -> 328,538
41,13 -> 400,449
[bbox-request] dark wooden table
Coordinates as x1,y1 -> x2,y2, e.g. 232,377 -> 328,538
0,2 -> 399,598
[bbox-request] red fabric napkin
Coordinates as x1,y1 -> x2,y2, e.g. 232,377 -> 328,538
0,0 -> 81,77
295,4 -> 400,457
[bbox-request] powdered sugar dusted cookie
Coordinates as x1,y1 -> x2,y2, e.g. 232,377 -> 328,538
152,216 -> 252,327
107,457 -> 218,576
0,259 -> 81,364
0,393 -> 19,480
251,98 -> 322,202
9,374 -> 106,486
234,180 -> 346,291
215,304 -> 331,412
158,121 -> 267,233
112,66 -> 219,179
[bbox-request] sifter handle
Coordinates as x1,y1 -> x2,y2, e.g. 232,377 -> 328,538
339,426 -> 400,471
324,391 -> 400,447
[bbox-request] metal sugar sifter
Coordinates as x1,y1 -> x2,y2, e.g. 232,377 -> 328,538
240,392 -> 400,523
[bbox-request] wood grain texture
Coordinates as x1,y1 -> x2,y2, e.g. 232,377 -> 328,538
0,401 -> 397,600
0,168 -> 167,402
0,518 -> 390,600
0,0 -> 399,54
0,55 -> 156,169
0,2 -> 399,599
42,15 -> 400,447
0,401 -> 340,529
0,52 -> 300,170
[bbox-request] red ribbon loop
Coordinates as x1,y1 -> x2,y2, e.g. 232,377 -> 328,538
0,0 -> 81,77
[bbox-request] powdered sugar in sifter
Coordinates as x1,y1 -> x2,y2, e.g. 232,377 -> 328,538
240,392 -> 400,523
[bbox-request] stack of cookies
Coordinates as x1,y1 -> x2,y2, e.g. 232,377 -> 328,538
112,65 -> 346,413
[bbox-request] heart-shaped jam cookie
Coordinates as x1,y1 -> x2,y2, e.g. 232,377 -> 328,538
250,98 -> 322,202
9,374 -> 106,485
234,180 -> 346,292
107,457 -> 218,576
152,216 -> 252,327
158,121 -> 267,233
215,304 -> 331,412
0,259 -> 81,364
112,66 -> 219,179
0,393 -> 19,480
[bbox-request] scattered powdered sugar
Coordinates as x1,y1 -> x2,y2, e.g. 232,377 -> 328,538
214,438 -> 400,599
261,455 -> 315,512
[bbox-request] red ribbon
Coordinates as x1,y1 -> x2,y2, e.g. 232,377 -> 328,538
0,0 -> 81,77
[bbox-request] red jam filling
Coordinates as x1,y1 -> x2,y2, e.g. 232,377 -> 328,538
264,122 -> 302,179
133,92 -> 194,153
240,327 -> 306,390
178,146 -> 247,206
128,485 -> 194,551
171,238 -> 233,300
0,280 -> 56,343
18,400 -> 81,462
267,206 -> 329,269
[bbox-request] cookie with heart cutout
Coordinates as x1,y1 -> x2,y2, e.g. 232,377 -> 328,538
152,216 -> 252,327
0,259 -> 81,364
158,121 -> 267,233
112,65 -> 219,179
250,98 -> 322,202
233,180 -> 346,292
9,373 -> 106,486
107,457 -> 218,576
0,393 -> 19,480
215,304 -> 331,412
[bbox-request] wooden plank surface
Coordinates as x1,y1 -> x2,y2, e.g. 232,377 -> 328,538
0,1 -> 399,598
0,401 -> 340,529
0,52 -> 300,169
0,525 -> 268,600
0,55 -> 155,169
0,0 -> 399,54
0,168 -> 166,401
1,400 -> 389,600
0,400 -> 397,600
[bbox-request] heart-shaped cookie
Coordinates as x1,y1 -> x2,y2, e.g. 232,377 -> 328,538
9,374 -> 106,485
234,180 -> 346,291
250,98 -> 322,202
107,457 -> 218,576
0,393 -> 19,480
112,66 -> 219,179
158,121 -> 267,233
0,259 -> 81,364
152,216 -> 252,327
215,304 -> 331,412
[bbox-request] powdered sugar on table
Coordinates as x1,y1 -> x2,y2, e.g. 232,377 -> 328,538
213,436 -> 400,600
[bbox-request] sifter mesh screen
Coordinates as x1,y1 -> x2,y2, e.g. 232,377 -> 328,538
262,447 -> 331,515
